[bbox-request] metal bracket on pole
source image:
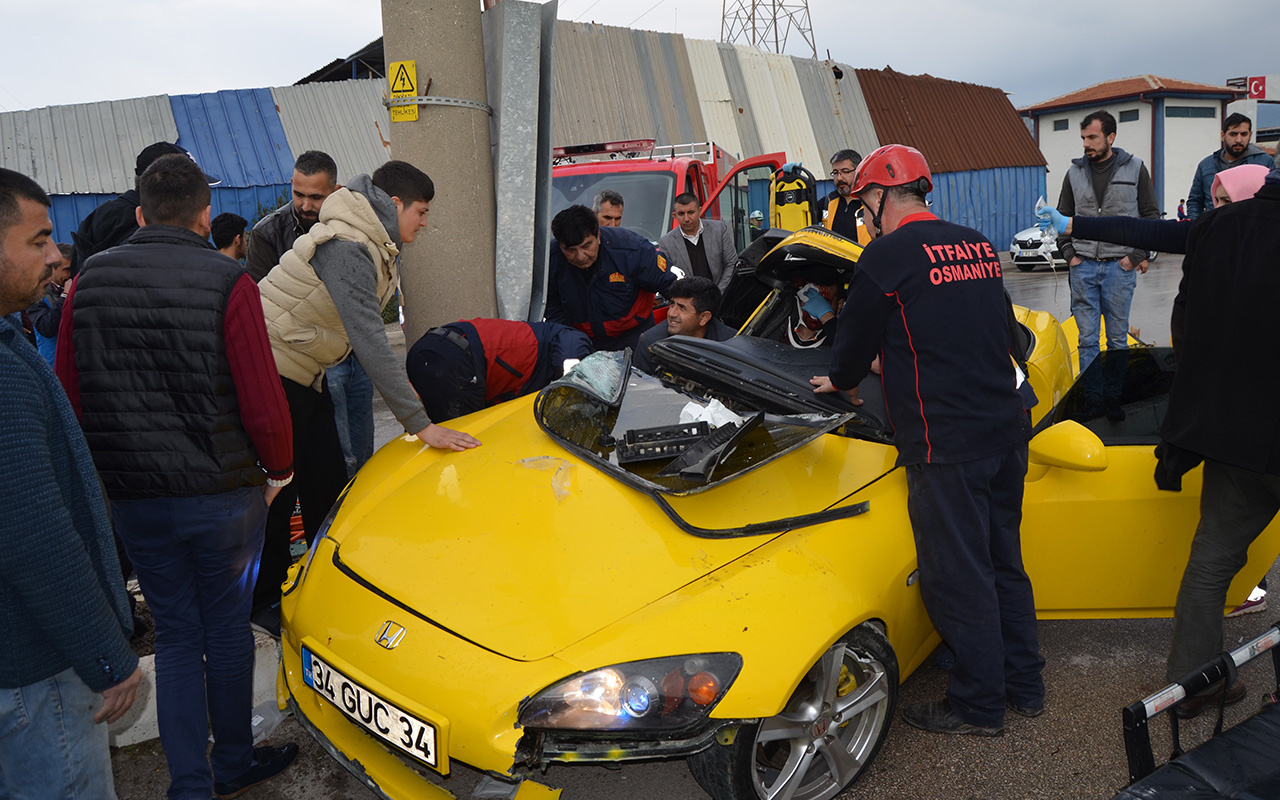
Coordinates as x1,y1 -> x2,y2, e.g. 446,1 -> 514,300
385,96 -> 493,115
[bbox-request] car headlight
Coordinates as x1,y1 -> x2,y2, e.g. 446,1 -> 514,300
519,653 -> 742,732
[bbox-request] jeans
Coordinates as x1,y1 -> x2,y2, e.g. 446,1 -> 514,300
0,667 -> 116,800
905,445 -> 1045,727
326,354 -> 375,478
1069,258 -> 1137,381
1167,460 -> 1280,682
112,487 -> 265,800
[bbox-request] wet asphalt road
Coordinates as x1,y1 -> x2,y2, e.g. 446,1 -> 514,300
114,252 -> 1280,800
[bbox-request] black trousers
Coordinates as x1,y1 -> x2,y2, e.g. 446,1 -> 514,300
252,377 -> 348,612
905,443 -> 1045,726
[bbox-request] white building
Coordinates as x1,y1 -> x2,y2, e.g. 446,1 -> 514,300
1021,76 -> 1245,217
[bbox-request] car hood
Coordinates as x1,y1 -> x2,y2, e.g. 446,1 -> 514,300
323,399 -> 831,662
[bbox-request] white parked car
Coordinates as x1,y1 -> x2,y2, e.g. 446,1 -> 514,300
1010,225 -> 1066,272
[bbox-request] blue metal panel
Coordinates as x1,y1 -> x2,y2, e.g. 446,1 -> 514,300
928,166 -> 1047,250
49,185 -> 291,247
49,194 -> 116,245
169,89 -> 295,188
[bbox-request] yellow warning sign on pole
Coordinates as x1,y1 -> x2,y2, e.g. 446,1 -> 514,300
389,60 -> 418,122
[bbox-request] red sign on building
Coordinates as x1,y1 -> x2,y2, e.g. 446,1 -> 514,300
1248,76 -> 1266,99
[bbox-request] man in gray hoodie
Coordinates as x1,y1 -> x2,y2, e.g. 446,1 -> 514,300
1186,112 -> 1275,219
252,160 -> 480,634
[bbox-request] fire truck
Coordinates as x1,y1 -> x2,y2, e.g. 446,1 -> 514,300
550,139 -> 786,253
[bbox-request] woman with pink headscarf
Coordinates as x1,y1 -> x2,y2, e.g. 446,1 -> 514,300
1036,163 -> 1272,254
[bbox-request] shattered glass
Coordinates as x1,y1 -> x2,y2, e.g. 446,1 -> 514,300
535,359 -> 850,496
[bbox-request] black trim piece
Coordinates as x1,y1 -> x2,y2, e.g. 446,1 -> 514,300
650,493 -> 870,538
330,548 -> 521,662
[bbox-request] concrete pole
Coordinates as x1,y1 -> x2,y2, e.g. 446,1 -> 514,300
382,0 -> 498,346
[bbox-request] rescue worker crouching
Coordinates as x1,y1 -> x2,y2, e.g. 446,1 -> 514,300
545,204 -> 675,352
812,144 -> 1044,736
405,319 -> 591,423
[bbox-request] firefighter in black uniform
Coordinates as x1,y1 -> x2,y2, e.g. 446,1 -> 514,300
545,205 -> 675,352
405,319 -> 592,423
811,145 -> 1044,737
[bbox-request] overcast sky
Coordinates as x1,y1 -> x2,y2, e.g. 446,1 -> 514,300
0,0 -> 1273,115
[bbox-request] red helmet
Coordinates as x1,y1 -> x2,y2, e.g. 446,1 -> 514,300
850,144 -> 933,196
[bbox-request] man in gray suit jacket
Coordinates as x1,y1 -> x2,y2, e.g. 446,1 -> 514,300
659,193 -> 739,293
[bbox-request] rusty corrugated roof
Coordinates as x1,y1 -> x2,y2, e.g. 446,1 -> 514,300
855,67 -> 1046,174
1021,75 -> 1242,114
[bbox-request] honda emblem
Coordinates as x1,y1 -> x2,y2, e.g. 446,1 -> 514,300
376,621 -> 406,650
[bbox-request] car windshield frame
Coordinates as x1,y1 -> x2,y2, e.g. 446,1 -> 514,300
534,351 -> 854,497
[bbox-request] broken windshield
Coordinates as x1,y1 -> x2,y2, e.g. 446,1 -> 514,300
534,352 -> 851,496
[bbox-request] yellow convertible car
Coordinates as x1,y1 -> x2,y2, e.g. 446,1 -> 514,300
277,228 -> 1280,800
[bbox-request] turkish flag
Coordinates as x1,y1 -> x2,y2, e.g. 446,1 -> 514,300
1248,76 -> 1266,99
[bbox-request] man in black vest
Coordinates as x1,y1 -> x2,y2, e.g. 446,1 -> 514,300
56,155 -> 299,799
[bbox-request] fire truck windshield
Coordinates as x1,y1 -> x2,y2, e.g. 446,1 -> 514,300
551,171 -> 676,244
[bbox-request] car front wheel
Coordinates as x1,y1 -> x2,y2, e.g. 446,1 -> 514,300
688,624 -> 898,800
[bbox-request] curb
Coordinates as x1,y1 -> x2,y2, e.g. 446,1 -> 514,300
108,631 -> 281,747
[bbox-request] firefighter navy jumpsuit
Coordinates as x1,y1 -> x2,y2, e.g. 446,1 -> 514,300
827,211 -> 1045,727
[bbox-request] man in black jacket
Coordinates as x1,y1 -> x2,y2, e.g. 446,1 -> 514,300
813,145 -> 1043,737
1157,169 -> 1280,717
244,150 -> 338,282
69,142 -> 219,276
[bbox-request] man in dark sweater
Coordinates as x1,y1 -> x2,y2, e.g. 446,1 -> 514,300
813,145 -> 1043,737
633,276 -> 736,373
57,155 -> 298,799
1155,168 -> 1280,717
0,168 -> 141,800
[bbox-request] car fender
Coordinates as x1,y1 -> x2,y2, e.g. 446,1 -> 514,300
552,463 -> 938,720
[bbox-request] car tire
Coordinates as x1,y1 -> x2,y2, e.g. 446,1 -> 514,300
687,623 -> 898,800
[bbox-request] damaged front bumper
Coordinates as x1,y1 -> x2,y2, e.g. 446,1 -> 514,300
285,691 -> 561,800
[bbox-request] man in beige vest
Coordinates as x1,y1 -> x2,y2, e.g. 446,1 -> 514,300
251,160 -> 480,634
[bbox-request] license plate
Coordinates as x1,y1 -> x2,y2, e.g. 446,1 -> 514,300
302,647 -> 439,767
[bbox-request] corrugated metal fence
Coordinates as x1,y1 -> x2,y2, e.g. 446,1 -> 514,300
929,166 -> 1047,251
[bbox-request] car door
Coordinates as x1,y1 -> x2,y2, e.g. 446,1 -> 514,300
702,153 -> 786,253
1018,347 -> 1280,619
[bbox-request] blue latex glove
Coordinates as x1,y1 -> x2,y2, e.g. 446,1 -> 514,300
781,161 -> 803,173
800,287 -> 833,319
1036,205 -> 1070,235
